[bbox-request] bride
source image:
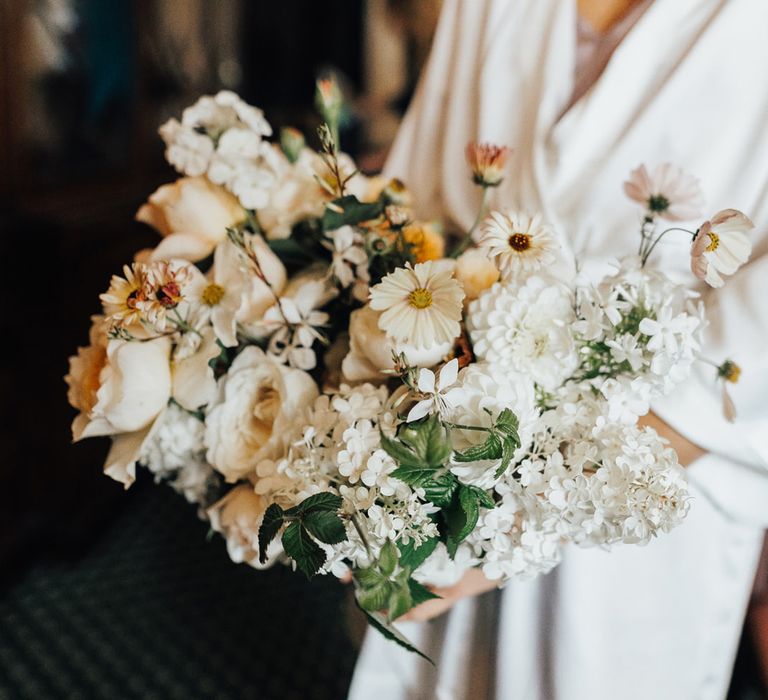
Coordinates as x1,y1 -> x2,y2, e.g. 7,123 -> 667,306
348,1 -> 768,698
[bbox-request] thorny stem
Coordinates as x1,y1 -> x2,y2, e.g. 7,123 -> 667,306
452,185 -> 491,258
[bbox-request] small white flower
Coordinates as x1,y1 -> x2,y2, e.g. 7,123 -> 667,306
369,261 -> 465,348
325,226 -> 369,296
406,358 -> 460,422
690,209 -> 753,288
623,163 -> 704,221
477,210 -> 558,278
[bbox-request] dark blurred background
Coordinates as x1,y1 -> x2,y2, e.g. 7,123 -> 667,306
0,0 -> 441,572
0,1 -> 442,697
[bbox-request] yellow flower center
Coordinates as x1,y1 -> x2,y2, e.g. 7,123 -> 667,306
509,232 -> 532,252
408,287 -> 433,309
705,232 -> 720,252
202,283 -> 226,306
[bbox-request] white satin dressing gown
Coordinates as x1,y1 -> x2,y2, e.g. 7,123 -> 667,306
348,1 -> 768,698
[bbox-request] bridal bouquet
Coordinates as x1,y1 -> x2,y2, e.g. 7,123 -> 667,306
66,85 -> 753,655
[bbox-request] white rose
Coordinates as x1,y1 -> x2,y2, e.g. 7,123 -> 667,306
204,346 -> 318,482
136,176 -> 244,262
341,305 -> 451,382
207,484 -> 280,567
66,317 -> 174,487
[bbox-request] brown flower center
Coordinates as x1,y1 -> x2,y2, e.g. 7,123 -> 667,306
408,287 -> 433,309
508,232 -> 532,252
705,232 -> 720,252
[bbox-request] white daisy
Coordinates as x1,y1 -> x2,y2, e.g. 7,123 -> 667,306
369,261 -> 465,348
477,210 -> 558,278
690,209 -> 753,288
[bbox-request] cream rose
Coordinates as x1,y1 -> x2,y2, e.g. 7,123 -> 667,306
341,305 -> 452,382
454,248 -> 500,301
207,484 -> 280,568
137,176 -> 245,262
204,347 -> 318,482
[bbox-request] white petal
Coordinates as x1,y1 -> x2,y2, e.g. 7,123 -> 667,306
438,358 -> 459,391
406,399 -> 433,423
417,367 -> 436,394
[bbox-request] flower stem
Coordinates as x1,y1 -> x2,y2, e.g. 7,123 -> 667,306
641,226 -> 695,266
443,421 -> 490,433
451,186 -> 491,258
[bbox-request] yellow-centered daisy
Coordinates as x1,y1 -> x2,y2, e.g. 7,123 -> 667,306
369,261 -> 465,349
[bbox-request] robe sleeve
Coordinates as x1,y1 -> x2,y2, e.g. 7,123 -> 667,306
652,237 -> 768,527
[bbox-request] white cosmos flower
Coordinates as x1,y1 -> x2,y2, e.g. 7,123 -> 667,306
406,358 -> 460,422
477,210 -> 558,278
369,261 -> 465,348
623,163 -> 704,221
690,209 -> 754,288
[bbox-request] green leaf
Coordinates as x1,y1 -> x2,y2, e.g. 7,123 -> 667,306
285,491 -> 342,516
303,510 -> 347,545
397,536 -> 438,571
387,584 -> 413,621
268,237 -> 316,266
494,436 -> 517,479
380,432 -> 422,467
257,503 -> 285,564
398,415 -> 452,468
354,566 -> 387,588
378,539 -> 399,578
420,472 -> 459,507
356,605 -> 434,664
465,485 -> 496,510
453,432 -> 502,463
357,581 -> 392,613
408,578 -> 441,606
281,522 -> 326,578
322,195 -> 384,230
457,486 -> 481,541
390,464 -> 437,487
494,408 -> 519,436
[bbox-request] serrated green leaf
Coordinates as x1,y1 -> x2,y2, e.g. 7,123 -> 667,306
494,436 -> 517,479
356,605 -> 434,664
390,464 -> 437,487
421,472 -> 459,507
380,432 -> 423,467
378,539 -> 399,577
303,510 -> 347,545
281,522 -> 326,578
397,536 -> 438,571
354,566 -> 387,588
387,584 -> 413,621
465,485 -> 496,510
494,408 -> 519,434
257,503 -> 285,564
453,432 -> 503,463
285,491 -> 342,516
398,415 -> 452,468
357,581 -> 392,612
408,578 -> 441,606
457,486 -> 481,541
322,195 -> 383,230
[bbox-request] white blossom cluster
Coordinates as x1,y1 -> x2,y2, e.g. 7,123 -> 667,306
252,383 -> 440,576
139,403 -> 219,506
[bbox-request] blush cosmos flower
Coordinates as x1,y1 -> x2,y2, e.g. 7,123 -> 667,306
623,163 -> 704,221
690,209 -> 754,288
465,142 -> 511,187
369,261 -> 465,348
477,210 -> 558,278
100,263 -> 151,328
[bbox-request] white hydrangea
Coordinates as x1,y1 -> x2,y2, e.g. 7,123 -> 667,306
139,404 -> 217,505
467,275 -> 579,390
446,362 -> 538,489
159,90 -> 282,211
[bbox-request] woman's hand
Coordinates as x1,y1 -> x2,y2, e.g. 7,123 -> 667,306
638,411 -> 706,467
398,568 -> 498,622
